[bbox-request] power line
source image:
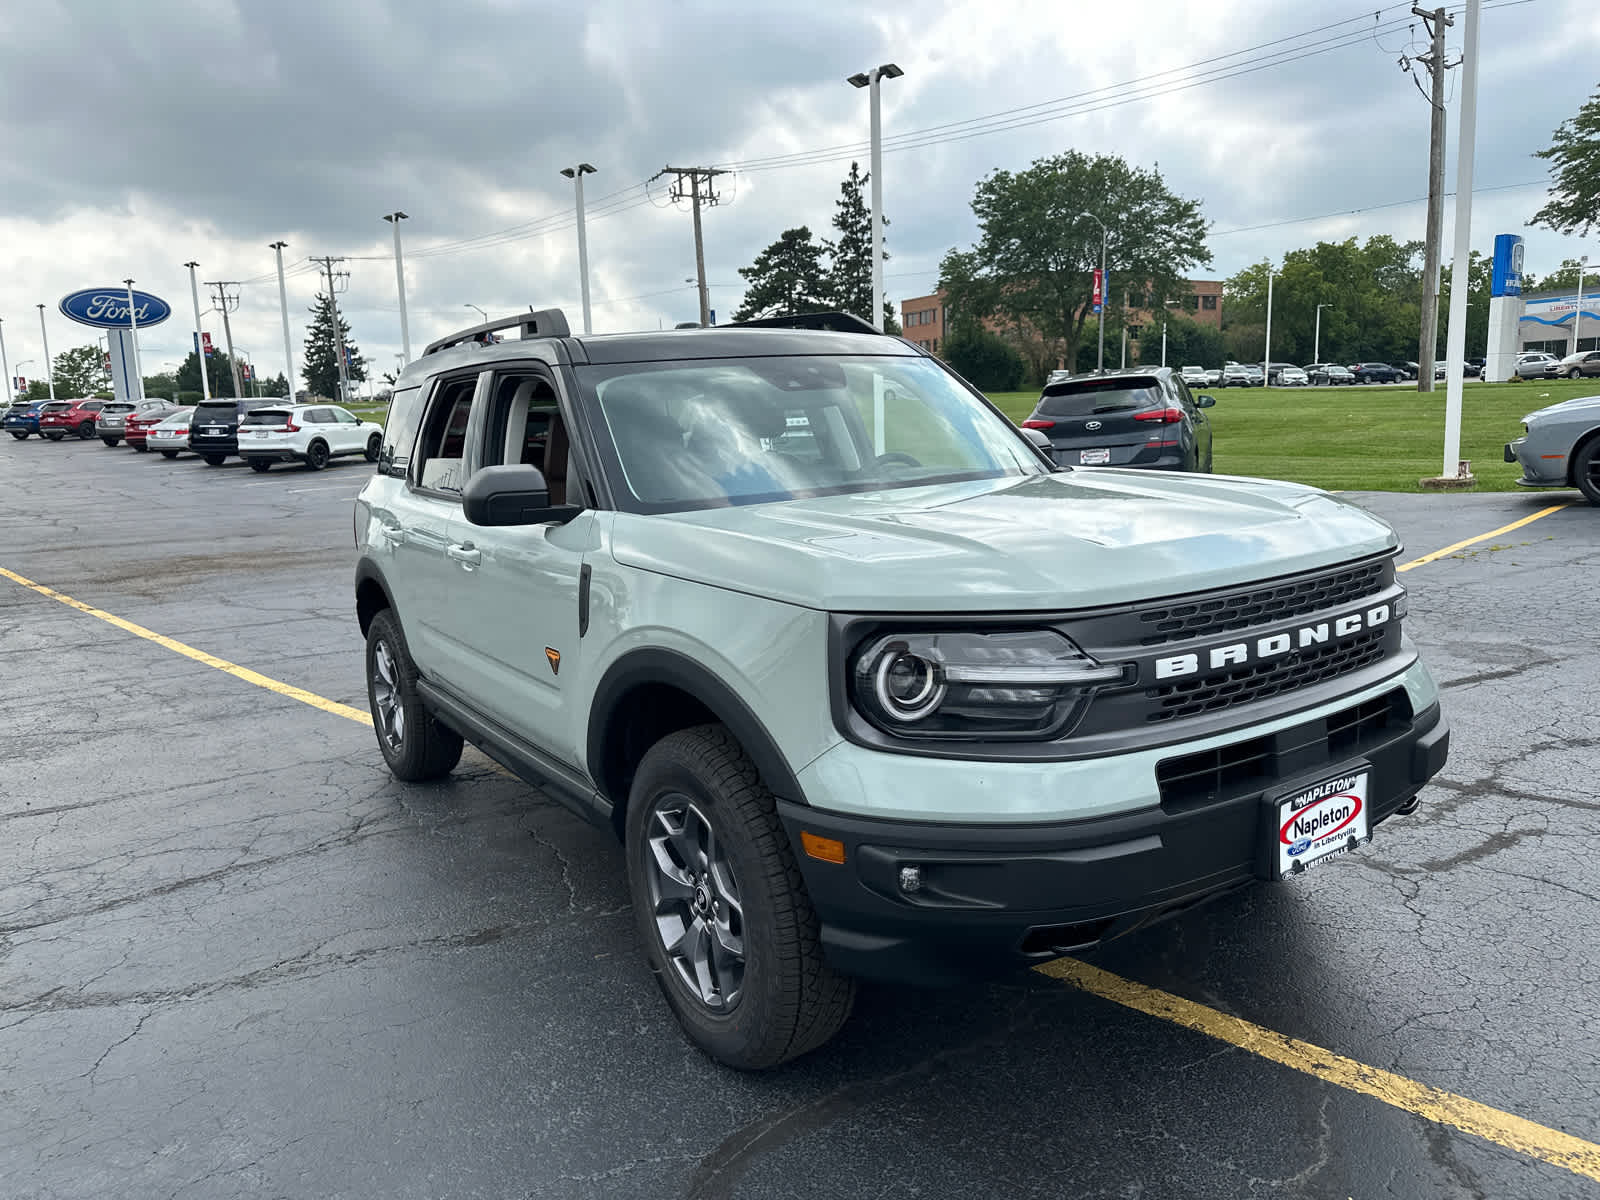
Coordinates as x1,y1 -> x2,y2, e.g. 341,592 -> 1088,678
1209,179 -> 1546,237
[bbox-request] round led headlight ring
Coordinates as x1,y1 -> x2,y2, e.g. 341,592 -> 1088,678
873,645 -> 946,722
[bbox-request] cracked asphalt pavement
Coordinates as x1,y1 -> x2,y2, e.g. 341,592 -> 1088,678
2,438 -> 1597,1199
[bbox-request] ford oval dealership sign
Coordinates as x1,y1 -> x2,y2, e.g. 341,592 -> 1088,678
58,287 -> 172,328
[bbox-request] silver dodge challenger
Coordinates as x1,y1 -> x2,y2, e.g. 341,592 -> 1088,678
1505,394 -> 1600,505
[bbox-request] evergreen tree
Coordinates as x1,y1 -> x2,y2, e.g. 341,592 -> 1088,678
732,227 -> 831,322
824,162 -> 898,330
302,293 -> 366,401
173,349 -> 245,398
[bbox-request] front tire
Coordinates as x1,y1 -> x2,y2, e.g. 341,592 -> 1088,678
202,454 -> 225,466
101,436 -> 119,447
249,459 -> 272,473
1574,437 -> 1600,506
365,609 -> 463,781
626,725 -> 855,1070
1570,368 -> 1583,379
78,421 -> 95,439
305,440 -> 329,470
365,433 -> 381,462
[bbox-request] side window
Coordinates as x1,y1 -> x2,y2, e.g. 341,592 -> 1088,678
1173,379 -> 1195,411
308,408 -> 334,424
411,376 -> 482,495
381,386 -> 425,475
332,408 -> 358,424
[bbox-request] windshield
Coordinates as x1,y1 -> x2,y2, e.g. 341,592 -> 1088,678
581,355 -> 1044,512
155,409 -> 195,428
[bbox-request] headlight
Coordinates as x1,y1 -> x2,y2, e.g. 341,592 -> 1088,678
850,630 -> 1129,740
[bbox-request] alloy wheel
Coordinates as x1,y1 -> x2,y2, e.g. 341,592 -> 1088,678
644,794 -> 745,1012
370,638 -> 406,752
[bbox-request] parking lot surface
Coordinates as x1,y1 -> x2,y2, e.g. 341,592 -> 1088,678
2,437 -> 1597,1199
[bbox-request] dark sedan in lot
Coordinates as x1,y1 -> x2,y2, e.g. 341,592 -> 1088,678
1349,362 -> 1403,384
1022,367 -> 1214,472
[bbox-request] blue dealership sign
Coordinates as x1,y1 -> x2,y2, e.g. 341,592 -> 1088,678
58,287 -> 172,329
1490,234 -> 1523,298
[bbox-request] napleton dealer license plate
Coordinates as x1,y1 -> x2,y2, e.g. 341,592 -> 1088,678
1274,769 -> 1370,877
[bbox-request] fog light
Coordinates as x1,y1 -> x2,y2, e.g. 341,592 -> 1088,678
898,865 -> 923,893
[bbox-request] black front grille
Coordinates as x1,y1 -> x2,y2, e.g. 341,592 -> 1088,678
1156,688 -> 1411,811
1135,559 -> 1388,646
1145,627 -> 1389,722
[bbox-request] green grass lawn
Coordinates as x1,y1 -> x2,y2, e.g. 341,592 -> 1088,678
987,379 -> 1598,493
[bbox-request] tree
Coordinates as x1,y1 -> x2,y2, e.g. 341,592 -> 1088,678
173,349 -> 245,398
142,370 -> 179,399
1524,257 -> 1588,295
53,345 -> 105,397
823,162 -> 898,330
732,227 -> 831,322
1155,313 -> 1225,369
942,322 -> 1025,391
938,151 -> 1210,370
1531,86 -> 1600,237
303,293 -> 365,401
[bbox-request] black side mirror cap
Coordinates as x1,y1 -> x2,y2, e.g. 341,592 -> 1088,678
1195,395 -> 1216,408
1021,426 -> 1052,452
461,464 -> 582,527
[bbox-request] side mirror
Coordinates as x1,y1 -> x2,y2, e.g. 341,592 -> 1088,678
462,464 -> 582,527
1021,426 -> 1053,452
1195,395 -> 1216,408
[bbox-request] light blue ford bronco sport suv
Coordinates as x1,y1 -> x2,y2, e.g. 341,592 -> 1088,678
355,309 -> 1448,1068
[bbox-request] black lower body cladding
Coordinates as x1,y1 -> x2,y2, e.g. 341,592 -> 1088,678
781,698 -> 1446,988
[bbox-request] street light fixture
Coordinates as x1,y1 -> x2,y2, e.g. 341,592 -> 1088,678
848,63 -> 904,331
1076,211 -> 1108,372
560,164 -> 598,335
14,359 -> 33,400
382,212 -> 412,362
465,303 -> 488,323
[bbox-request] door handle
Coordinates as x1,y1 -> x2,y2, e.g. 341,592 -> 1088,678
447,543 -> 481,567
377,525 -> 407,546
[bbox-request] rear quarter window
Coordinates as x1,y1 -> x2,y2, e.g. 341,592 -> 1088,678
382,386 -> 425,476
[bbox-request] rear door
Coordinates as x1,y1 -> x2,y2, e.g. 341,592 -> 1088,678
1031,378 -> 1167,466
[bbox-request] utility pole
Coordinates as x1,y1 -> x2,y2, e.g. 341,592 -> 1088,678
1412,5 -> 1456,393
311,256 -> 351,402
205,281 -> 246,399
655,167 -> 730,327
184,262 -> 213,400
270,242 -> 298,401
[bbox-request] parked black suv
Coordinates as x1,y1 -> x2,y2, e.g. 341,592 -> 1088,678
188,398 -> 258,466
1022,367 -> 1215,471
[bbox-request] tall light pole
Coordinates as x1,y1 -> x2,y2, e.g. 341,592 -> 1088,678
123,279 -> 145,400
1160,299 -> 1180,366
848,63 -> 904,331
1572,256 -> 1589,359
382,212 -> 412,362
1314,303 -> 1332,365
184,261 -> 212,400
465,303 -> 487,323
1077,211 -> 1108,373
560,165 -> 597,335
1439,0 -> 1481,481
36,305 -> 55,399
0,318 -> 10,405
1262,270 -> 1275,387
270,242 -> 297,401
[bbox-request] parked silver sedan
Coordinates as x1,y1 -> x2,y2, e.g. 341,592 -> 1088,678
1504,394 -> 1600,504
146,407 -> 196,459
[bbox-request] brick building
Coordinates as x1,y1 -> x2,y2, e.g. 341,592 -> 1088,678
899,279 -> 1222,362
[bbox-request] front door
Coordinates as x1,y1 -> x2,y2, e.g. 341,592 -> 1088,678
431,365 -> 595,765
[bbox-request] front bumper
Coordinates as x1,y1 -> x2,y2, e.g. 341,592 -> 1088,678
1504,435 -> 1567,486
782,688 -> 1447,987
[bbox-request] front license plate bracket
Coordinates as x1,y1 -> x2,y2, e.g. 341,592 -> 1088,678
1265,765 -> 1372,880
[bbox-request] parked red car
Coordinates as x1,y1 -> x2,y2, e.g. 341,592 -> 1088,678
37,398 -> 106,441
123,403 -> 182,451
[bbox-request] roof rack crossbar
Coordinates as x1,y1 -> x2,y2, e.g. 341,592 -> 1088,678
422,308 -> 572,356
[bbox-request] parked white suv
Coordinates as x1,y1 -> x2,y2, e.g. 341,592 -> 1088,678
238,403 -> 383,472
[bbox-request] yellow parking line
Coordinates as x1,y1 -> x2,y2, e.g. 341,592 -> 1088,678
1038,958 -> 1600,1184
1397,504 -> 1568,572
0,565 -> 372,727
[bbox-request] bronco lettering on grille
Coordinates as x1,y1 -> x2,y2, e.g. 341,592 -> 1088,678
1154,604 -> 1393,681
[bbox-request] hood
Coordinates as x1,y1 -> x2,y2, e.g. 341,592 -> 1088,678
608,470 -> 1399,612
1528,394 -> 1600,422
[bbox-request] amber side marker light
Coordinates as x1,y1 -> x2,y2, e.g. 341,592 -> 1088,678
800,832 -> 846,864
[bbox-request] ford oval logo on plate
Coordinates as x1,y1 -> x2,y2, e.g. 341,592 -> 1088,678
58,288 -> 172,329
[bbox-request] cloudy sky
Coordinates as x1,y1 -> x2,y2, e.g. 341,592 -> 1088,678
1,0 -> 1595,389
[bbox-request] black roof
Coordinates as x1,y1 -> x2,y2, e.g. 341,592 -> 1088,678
574,326 -> 919,365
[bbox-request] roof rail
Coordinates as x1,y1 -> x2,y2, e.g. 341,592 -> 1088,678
422,308 -> 572,356
729,311 -> 883,335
